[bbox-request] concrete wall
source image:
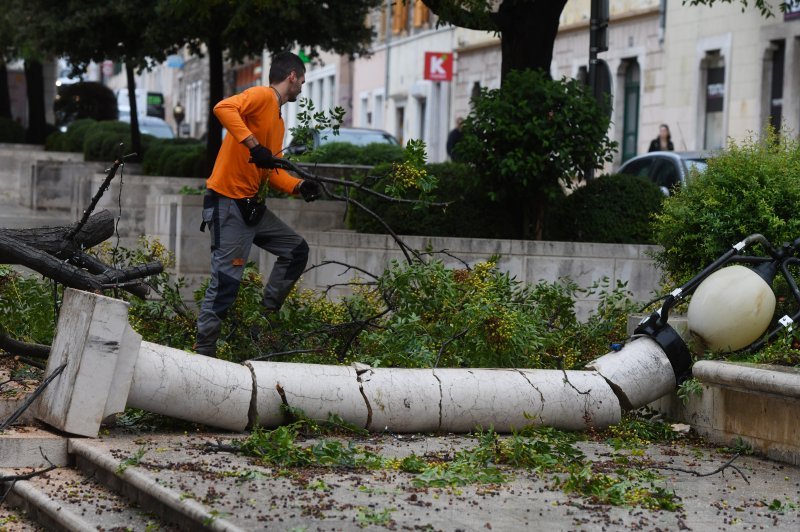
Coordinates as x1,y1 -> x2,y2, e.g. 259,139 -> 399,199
0,144 -> 86,208
0,148 -> 663,317
151,195 -> 661,318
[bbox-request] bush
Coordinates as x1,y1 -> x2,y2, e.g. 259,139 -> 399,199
652,128 -> 800,284
142,138 -> 206,177
82,120 -> 144,161
43,118 -> 97,153
54,82 -> 118,128
544,174 -> 664,244
299,141 -> 404,165
0,117 -> 25,143
348,161 -> 517,238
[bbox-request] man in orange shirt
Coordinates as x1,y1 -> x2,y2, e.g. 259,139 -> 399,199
195,51 -> 320,358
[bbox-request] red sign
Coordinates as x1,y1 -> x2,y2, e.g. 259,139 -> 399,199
424,52 -> 453,82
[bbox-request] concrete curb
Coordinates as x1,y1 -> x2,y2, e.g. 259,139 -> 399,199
2,479 -> 95,532
693,360 -> 800,398
652,360 -> 800,466
68,439 -> 246,532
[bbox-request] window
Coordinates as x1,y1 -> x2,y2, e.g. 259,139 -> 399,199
392,1 -> 408,34
417,97 -> 426,140
360,95 -> 369,127
374,92 -> 384,129
395,105 -> 405,145
412,0 -> 430,28
703,53 -> 725,150
621,60 -> 640,162
768,40 -> 785,132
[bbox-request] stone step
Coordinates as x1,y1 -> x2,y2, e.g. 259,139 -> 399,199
0,426 -> 69,468
69,439 -> 247,531
0,505 -> 45,531
1,465 -> 170,531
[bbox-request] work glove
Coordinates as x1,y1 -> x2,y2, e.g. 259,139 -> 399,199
249,144 -> 278,169
297,179 -> 321,202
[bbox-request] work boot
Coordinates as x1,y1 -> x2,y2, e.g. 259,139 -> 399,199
193,343 -> 217,358
248,309 -> 280,341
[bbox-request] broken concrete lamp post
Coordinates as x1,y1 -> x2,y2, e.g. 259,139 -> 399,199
40,231 -> 794,438
30,288 -> 678,438
635,233 -> 800,358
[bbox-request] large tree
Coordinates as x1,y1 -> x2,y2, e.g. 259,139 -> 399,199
2,3 -> 50,143
421,0 -> 569,83
158,0 -> 383,173
9,0 -> 175,158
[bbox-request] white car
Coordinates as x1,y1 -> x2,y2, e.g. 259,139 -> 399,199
119,112 -> 174,139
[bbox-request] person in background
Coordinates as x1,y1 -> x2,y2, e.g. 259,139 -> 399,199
446,116 -> 465,161
648,123 -> 674,152
194,51 -> 321,358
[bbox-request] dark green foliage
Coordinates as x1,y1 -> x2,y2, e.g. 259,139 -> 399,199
142,138 -> 206,177
456,69 -> 617,239
652,128 -> 800,284
0,116 -> 25,143
44,118 -> 97,153
348,162 -> 517,239
545,174 -> 664,244
82,120 -> 150,162
46,119 -> 207,175
0,266 -> 57,346
54,82 -> 118,128
300,142 -> 405,166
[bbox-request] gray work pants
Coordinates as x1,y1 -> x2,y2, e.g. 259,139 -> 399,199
195,192 -> 309,355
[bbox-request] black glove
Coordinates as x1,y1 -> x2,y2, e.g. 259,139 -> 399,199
298,180 -> 321,202
249,144 -> 277,169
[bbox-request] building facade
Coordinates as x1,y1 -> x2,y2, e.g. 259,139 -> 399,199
96,1 -> 800,169
660,2 -> 800,151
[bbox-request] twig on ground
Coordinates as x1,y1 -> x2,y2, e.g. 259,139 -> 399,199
658,453 -> 750,484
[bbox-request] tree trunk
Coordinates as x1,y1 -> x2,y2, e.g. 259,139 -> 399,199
0,61 -> 11,119
125,63 -> 143,161
205,34 -> 224,175
23,59 -> 47,144
0,210 -> 161,296
496,0 -> 567,82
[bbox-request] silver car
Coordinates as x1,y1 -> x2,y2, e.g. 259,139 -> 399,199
618,151 -> 708,195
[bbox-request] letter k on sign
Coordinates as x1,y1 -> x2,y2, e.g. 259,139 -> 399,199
424,52 -> 453,82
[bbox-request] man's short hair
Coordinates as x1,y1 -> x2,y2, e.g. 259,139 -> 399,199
269,52 -> 305,84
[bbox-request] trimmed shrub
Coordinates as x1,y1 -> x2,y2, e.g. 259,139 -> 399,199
348,161 -> 517,239
82,120 -> 138,161
142,138 -> 206,177
0,117 -> 26,143
545,173 -> 664,244
652,128 -> 800,284
300,141 -> 404,165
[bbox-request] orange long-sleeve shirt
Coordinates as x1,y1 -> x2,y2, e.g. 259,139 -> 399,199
206,86 -> 301,199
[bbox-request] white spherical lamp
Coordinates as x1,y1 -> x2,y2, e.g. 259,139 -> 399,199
687,265 -> 776,353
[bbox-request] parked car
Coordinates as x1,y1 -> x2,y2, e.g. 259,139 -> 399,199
618,151 -> 709,195
119,112 -> 174,139
288,127 -> 399,154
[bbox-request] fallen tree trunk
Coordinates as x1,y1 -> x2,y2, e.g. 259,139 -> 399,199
0,209 -> 161,296
0,209 -> 164,361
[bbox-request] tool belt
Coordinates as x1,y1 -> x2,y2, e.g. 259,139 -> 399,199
234,196 -> 266,226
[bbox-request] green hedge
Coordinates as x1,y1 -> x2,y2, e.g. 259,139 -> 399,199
653,129 -> 800,284
45,119 -> 206,175
45,118 -> 98,152
0,117 -> 25,143
544,173 -> 664,244
299,141 -> 404,165
142,138 -> 206,177
348,162 -> 517,239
